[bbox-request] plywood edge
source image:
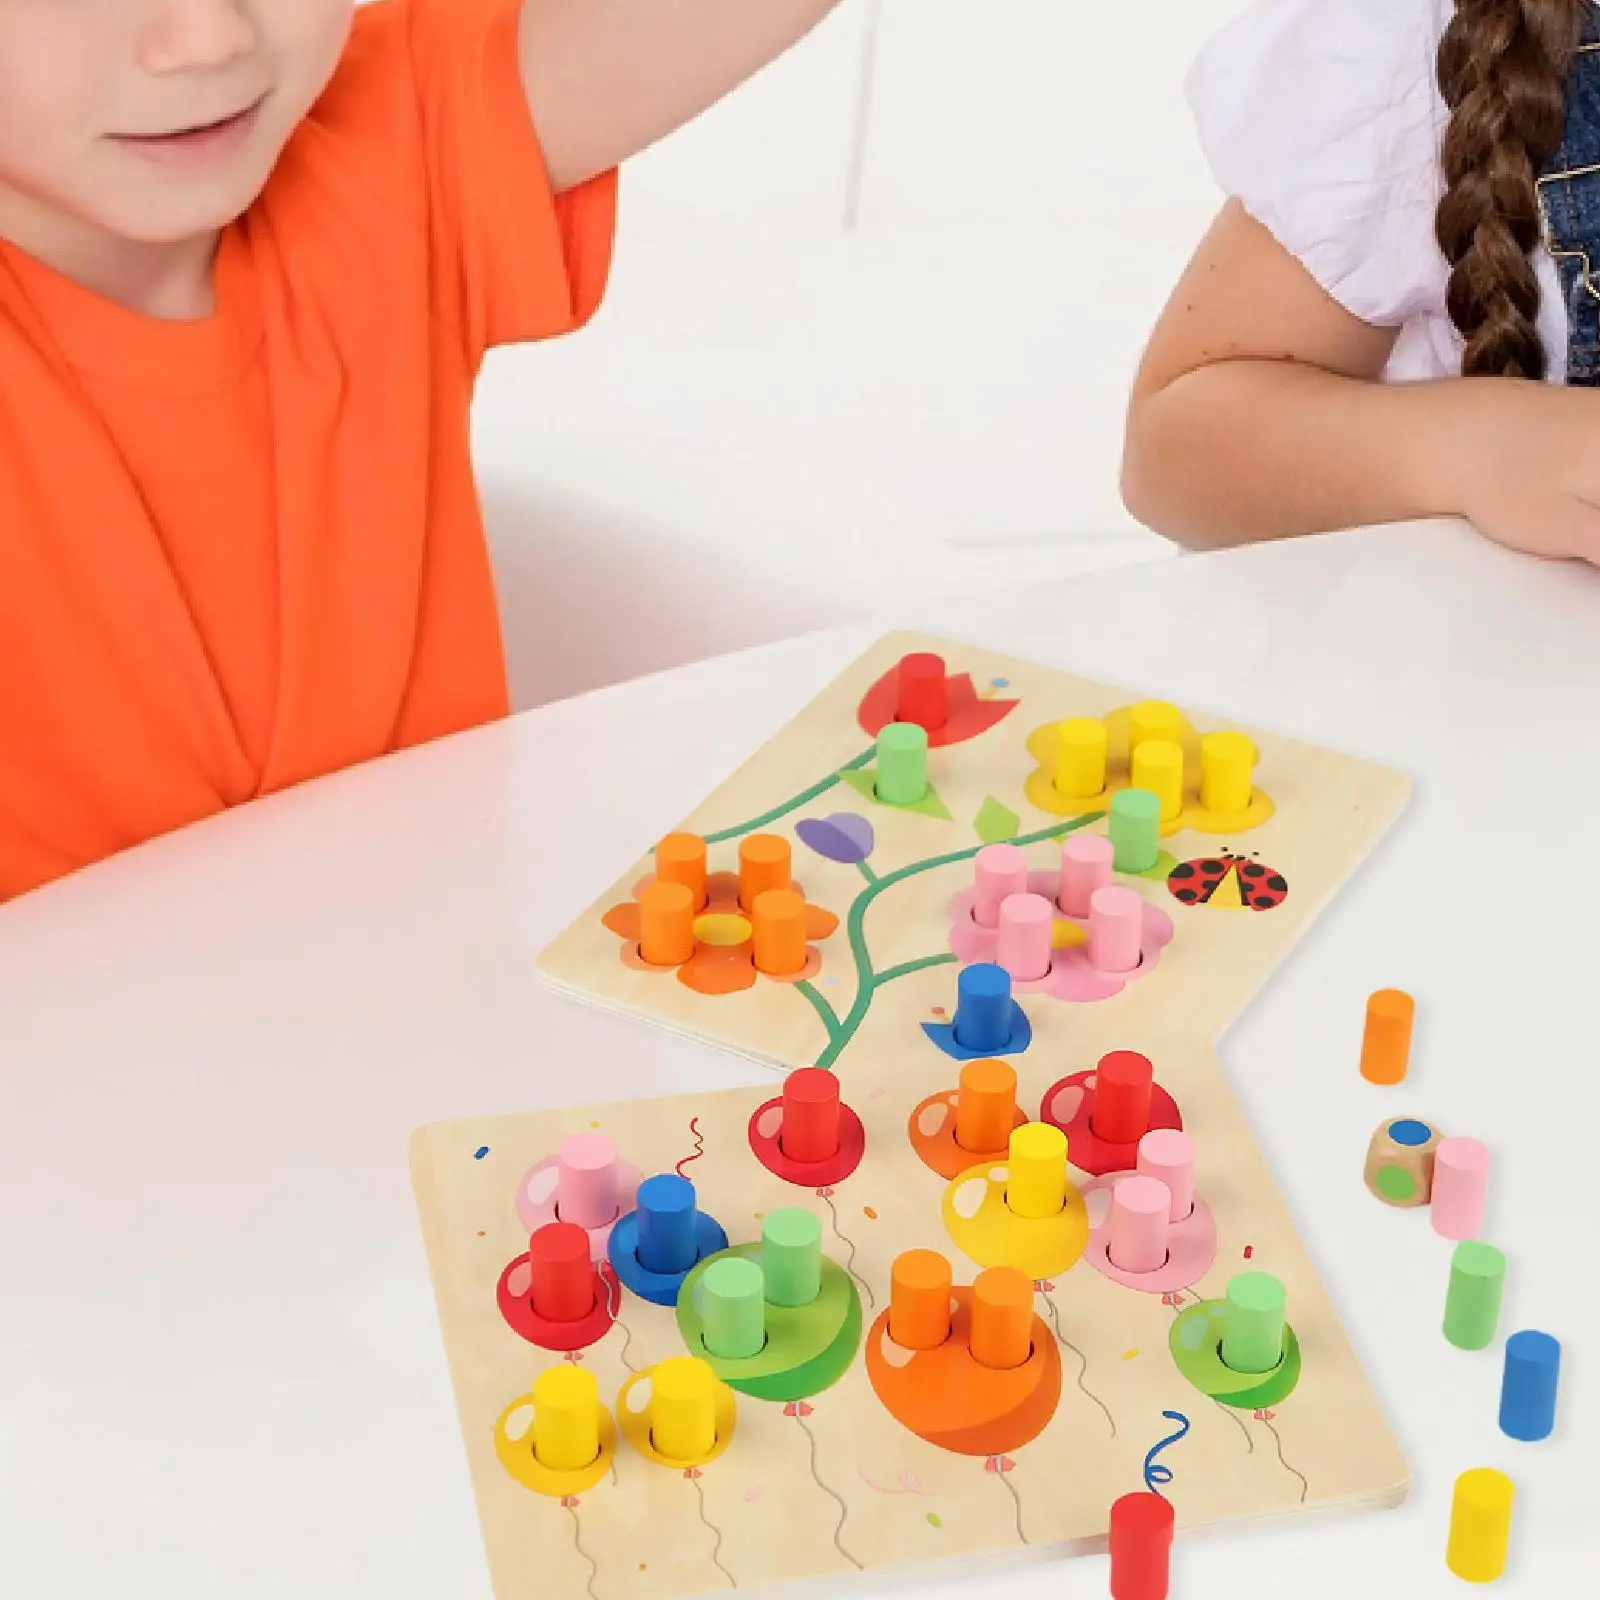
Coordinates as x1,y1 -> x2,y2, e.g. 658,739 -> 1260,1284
406,1123 -> 440,1237
698,1474 -> 1411,1600
406,1124 -> 457,1299
1142,1033 -> 1413,1501
533,973 -> 794,1073
1207,768 -> 1412,1041
906,631 -> 1414,820
859,626 -> 928,659
1355,767 -> 1414,834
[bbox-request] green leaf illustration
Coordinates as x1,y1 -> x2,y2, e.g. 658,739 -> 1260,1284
973,796 -> 1020,844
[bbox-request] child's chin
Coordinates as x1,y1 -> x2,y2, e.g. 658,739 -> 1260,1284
96,174 -> 265,245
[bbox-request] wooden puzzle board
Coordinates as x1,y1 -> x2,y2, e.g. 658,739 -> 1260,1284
536,631 -> 1410,1073
410,632 -> 1414,1597
410,1036 -> 1409,1600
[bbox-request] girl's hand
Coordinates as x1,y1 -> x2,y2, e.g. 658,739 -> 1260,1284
1447,380 -> 1600,565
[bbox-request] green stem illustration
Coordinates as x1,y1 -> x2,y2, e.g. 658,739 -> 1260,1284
673,737 -> 1103,1070
873,953 -> 958,988
794,978 -> 846,1048
793,952 -> 954,1054
703,747 -> 875,846
812,812 -> 1103,1070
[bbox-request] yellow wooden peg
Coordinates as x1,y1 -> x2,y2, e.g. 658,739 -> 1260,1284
531,1365 -> 602,1473
1006,1122 -> 1067,1219
650,1356 -> 719,1462
1128,700 -> 1183,760
1201,731 -> 1256,814
1446,1468 -> 1514,1583
1131,738 -> 1184,822
1053,718 -> 1108,799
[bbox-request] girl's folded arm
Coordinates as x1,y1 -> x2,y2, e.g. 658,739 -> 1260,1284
1119,200 -> 1468,550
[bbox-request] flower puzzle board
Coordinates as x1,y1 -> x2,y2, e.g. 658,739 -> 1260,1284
535,630 -> 1411,1069
411,631 -> 1414,1596
409,1037 -> 1409,1600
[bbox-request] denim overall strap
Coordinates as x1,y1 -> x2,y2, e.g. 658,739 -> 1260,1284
1538,8 -> 1600,385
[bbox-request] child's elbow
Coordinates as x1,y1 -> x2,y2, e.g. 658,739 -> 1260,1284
1117,427 -> 1158,534
1119,403 -> 1178,542
1119,394 -> 1215,553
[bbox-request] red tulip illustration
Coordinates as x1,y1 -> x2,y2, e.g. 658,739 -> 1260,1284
858,653 -> 1018,748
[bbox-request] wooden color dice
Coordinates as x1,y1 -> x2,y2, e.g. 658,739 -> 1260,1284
1364,1117 -> 1444,1208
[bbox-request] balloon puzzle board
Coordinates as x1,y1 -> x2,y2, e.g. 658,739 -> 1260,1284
411,632 -> 1413,1597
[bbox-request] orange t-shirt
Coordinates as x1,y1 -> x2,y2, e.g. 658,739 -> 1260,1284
0,0 -> 616,901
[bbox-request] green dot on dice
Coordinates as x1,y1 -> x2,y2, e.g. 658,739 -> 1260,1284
699,1256 -> 766,1359
1109,787 -> 1161,872
1220,1271 -> 1286,1375
1375,1164 -> 1416,1202
1444,1240 -> 1506,1351
761,1207 -> 823,1308
875,723 -> 928,806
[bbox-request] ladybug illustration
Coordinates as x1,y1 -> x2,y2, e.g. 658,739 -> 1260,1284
1167,852 -> 1288,911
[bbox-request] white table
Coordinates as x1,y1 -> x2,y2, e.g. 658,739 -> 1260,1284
0,519 -> 1587,1597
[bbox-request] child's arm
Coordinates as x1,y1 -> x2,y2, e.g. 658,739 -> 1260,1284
517,0 -> 846,192
1120,202 -> 1600,562
1121,202 -> 1412,545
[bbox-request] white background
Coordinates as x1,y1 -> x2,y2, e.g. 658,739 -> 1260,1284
475,0 -> 1249,704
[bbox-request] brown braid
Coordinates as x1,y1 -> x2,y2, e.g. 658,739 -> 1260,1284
1436,0 -> 1583,377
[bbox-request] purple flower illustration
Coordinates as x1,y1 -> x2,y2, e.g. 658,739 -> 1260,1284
796,812 -> 875,865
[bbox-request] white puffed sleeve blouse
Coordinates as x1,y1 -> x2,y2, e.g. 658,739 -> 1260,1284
1185,0 -> 1572,381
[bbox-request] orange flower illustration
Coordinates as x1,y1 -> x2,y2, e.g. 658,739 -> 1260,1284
602,867 -> 839,996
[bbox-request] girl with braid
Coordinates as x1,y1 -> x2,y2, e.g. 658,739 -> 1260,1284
1123,0 -> 1600,559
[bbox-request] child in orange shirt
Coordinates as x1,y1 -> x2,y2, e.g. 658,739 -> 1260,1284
0,0 -> 846,901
